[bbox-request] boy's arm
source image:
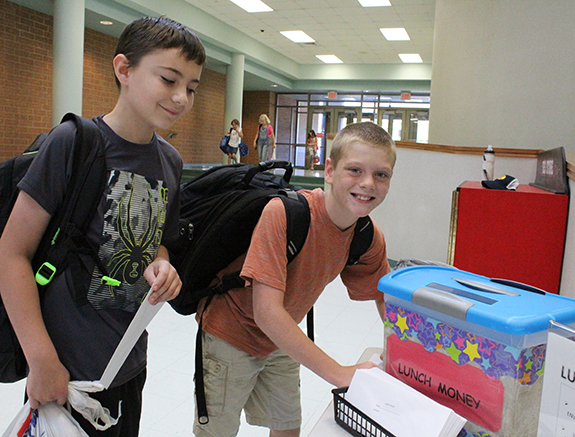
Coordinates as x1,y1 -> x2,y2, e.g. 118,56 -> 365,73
252,279 -> 378,388
144,245 -> 182,305
0,191 -> 70,408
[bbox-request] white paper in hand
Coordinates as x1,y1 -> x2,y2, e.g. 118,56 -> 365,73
99,288 -> 164,389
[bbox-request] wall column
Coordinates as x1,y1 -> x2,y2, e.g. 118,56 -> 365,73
223,53 -> 245,163
52,0 -> 85,126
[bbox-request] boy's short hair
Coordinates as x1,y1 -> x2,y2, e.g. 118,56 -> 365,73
330,122 -> 396,168
114,16 -> 206,88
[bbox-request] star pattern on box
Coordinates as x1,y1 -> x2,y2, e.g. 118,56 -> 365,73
385,302 -> 546,385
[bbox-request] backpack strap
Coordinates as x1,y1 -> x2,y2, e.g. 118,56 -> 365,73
34,113 -> 109,301
279,190 -> 310,263
347,216 -> 374,265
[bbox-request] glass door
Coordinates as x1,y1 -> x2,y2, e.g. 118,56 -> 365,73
308,107 -> 364,168
336,109 -> 359,131
309,108 -> 333,168
378,109 -> 430,143
408,111 -> 430,143
379,110 -> 404,142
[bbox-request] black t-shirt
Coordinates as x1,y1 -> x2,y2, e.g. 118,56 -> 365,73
18,116 -> 182,386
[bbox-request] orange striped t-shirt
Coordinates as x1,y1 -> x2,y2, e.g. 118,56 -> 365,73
200,188 -> 390,359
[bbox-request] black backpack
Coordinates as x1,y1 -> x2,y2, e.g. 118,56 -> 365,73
0,113 -> 107,383
168,160 -> 374,424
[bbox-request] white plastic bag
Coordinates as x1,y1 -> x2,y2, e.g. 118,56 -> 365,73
2,401 -> 35,437
67,380 -> 119,430
37,402 -> 90,437
2,381 -> 119,437
2,400 -> 88,437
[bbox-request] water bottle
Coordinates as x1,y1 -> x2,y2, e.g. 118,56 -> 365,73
482,145 -> 495,181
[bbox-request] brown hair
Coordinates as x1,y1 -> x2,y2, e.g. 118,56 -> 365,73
330,122 -> 396,167
113,16 -> 206,88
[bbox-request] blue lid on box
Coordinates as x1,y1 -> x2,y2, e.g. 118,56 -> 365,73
378,265 -> 575,335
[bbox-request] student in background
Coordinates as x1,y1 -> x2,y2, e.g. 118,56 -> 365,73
225,118 -> 243,164
0,16 -> 205,437
253,113 -> 276,161
306,129 -> 318,170
194,122 -> 396,437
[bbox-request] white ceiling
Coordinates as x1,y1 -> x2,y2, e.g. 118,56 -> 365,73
11,0 -> 435,93
183,0 -> 435,65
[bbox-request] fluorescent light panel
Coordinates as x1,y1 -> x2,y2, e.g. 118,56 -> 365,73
316,55 -> 343,64
229,0 -> 272,13
380,28 -> 410,41
358,0 -> 391,6
399,53 -> 423,63
280,31 -> 315,44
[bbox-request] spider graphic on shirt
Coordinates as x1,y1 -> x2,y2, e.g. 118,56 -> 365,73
107,182 -> 161,287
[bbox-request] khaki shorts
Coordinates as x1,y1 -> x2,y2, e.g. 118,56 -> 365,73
193,331 -> 301,437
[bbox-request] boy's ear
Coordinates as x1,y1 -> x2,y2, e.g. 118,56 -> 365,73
112,54 -> 131,87
324,157 -> 334,185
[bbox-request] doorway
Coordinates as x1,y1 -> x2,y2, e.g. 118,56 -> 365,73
309,107 -> 364,168
379,109 -> 429,142
274,92 -> 431,170
308,107 -> 429,168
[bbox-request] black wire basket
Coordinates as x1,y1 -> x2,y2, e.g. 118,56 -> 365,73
332,387 -> 396,437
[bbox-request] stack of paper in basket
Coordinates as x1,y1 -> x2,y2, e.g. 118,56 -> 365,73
346,364 -> 466,437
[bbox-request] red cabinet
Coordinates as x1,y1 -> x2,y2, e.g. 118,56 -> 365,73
448,181 -> 568,294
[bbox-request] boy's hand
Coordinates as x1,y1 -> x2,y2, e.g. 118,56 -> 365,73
26,357 -> 70,409
338,361 -> 380,388
144,257 -> 181,305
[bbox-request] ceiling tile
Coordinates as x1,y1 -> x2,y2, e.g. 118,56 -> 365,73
183,0 -> 434,65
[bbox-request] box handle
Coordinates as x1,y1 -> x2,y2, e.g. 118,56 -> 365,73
412,287 -> 474,320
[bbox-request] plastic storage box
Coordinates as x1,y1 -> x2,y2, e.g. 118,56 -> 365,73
378,265 -> 575,437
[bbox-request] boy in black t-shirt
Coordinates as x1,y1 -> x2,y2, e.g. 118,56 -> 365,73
0,16 -> 205,436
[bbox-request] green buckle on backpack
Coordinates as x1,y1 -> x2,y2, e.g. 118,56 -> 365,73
35,262 -> 56,286
101,276 -> 121,287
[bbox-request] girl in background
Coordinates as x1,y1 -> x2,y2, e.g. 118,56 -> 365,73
306,129 -> 317,170
253,114 -> 275,161
226,119 -> 243,164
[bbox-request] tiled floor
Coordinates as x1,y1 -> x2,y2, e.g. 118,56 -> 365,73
0,276 -> 384,435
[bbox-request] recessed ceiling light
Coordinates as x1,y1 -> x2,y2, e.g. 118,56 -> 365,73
316,55 -> 343,64
399,53 -> 423,63
280,31 -> 315,44
100,20 -> 113,25
358,0 -> 391,6
271,84 -> 278,87
229,0 -> 272,13
380,28 -> 410,41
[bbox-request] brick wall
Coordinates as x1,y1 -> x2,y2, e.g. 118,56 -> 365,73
83,28 -> 118,119
0,0 -> 227,164
0,0 -> 53,159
